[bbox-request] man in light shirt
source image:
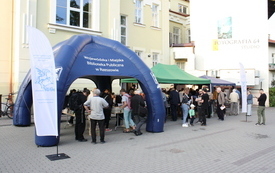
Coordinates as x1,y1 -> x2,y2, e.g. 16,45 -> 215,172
84,89 -> 109,144
229,89 -> 239,115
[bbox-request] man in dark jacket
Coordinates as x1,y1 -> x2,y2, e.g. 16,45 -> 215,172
70,90 -> 90,142
101,89 -> 113,132
200,88 -> 209,126
169,88 -> 180,121
131,90 -> 147,136
256,89 -> 267,125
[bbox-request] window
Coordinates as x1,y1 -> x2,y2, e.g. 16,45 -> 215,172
120,15 -> 127,45
169,32 -> 173,46
187,29 -> 191,43
152,4 -> 159,27
135,0 -> 143,23
56,0 -> 92,28
152,53 -> 158,66
135,50 -> 143,58
178,4 -> 187,14
176,62 -> 185,70
173,27 -> 181,44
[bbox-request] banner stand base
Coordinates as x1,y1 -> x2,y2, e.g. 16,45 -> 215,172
46,153 -> 70,161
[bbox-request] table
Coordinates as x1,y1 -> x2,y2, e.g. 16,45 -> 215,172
112,107 -> 124,131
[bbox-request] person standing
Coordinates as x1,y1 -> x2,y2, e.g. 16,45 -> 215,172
101,89 -> 113,132
120,89 -> 136,133
181,89 -> 190,127
162,88 -> 168,122
195,89 -> 203,124
216,87 -> 225,121
247,90 -> 253,116
255,89 -> 267,126
67,89 -> 76,125
131,90 -> 147,136
199,88 -> 209,126
73,90 -> 89,142
189,104 -> 196,126
169,88 -> 180,121
84,89 -> 109,144
229,89 -> 239,115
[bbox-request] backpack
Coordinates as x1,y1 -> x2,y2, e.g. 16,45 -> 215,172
68,93 -> 80,111
124,94 -> 132,109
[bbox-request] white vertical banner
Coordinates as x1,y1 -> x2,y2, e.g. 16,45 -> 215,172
239,63 -> 247,113
27,26 -> 58,136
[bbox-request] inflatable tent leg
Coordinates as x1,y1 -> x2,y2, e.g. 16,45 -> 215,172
13,83 -> 32,126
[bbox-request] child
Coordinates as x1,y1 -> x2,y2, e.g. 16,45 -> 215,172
189,104 -> 196,126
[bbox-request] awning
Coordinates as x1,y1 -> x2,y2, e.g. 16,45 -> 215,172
122,63 -> 210,84
199,75 -> 236,86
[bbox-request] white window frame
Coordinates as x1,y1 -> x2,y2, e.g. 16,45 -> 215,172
152,4 -> 159,27
178,4 -> 188,14
49,0 -> 101,34
176,61 -> 185,70
57,0 -> 91,28
135,0 -> 143,24
120,15 -> 127,45
152,53 -> 159,66
135,50 -> 143,57
173,27 -> 181,44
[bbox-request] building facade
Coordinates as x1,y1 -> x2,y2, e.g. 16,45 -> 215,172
168,0 -> 193,72
190,0 -> 269,105
0,0 -> 172,95
2,0 -> 273,107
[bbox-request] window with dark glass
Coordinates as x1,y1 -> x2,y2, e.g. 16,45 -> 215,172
56,0 -> 92,28
121,15 -> 127,45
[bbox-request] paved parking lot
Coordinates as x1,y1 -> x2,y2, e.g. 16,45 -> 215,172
0,106 -> 275,173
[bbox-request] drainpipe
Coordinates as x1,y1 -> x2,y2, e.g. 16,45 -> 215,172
9,0 -> 14,102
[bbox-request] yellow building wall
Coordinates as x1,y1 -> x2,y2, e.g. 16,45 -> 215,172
36,1 -> 81,47
120,0 -> 170,67
10,0 -> 170,93
0,1 -> 13,95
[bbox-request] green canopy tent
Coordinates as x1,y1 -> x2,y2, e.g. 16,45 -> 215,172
121,63 -> 211,84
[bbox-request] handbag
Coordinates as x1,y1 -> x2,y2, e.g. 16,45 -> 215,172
139,106 -> 148,117
138,98 -> 147,117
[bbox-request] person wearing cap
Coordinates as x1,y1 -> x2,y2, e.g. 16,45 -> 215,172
189,104 -> 196,126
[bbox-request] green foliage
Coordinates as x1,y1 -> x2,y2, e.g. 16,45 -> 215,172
269,88 -> 275,107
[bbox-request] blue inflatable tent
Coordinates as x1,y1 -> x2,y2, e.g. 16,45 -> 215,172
13,34 -> 165,146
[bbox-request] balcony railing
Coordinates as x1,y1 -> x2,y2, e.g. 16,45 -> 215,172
269,63 -> 275,70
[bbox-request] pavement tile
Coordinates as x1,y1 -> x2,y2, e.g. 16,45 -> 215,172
0,106 -> 275,172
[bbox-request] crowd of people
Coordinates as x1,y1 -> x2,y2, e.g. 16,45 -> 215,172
63,84 -> 267,143
63,85 -> 148,143
161,86 -> 267,128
